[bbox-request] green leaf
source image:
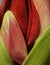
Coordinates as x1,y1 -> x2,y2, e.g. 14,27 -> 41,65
23,26 -> 50,65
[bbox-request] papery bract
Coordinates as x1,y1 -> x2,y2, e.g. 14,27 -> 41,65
0,10 -> 27,65
0,35 -> 14,65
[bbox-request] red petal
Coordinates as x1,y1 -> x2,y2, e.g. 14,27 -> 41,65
0,0 -> 11,27
10,0 -> 27,36
27,0 -> 40,50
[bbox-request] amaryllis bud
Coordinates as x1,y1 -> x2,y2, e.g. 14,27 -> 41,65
0,10 -> 27,65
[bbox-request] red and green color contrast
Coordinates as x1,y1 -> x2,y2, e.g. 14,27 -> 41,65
0,0 -> 50,65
